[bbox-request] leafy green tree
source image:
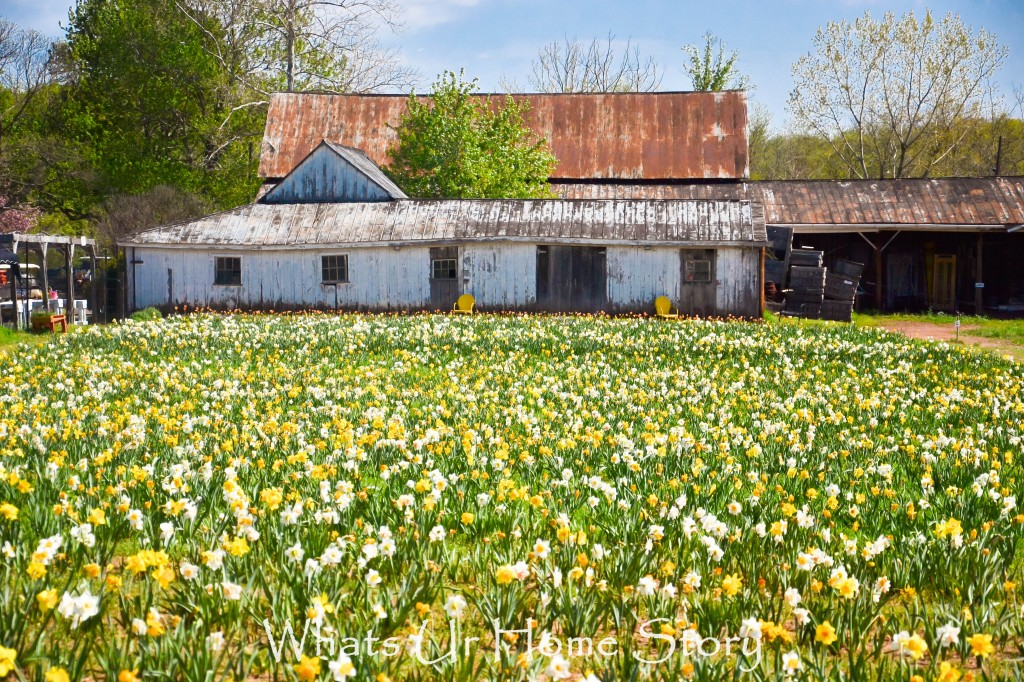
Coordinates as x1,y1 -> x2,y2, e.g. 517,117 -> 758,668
62,0 -> 263,208
682,32 -> 749,91
789,9 -> 1007,179
385,71 -> 556,199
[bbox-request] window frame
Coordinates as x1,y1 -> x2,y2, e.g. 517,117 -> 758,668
213,256 -> 242,287
320,253 -> 350,285
430,257 -> 458,281
683,258 -> 713,284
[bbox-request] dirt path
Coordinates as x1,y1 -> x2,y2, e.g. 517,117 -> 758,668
880,321 -> 1022,360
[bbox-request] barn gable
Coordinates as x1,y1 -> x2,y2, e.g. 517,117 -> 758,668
262,140 -> 407,203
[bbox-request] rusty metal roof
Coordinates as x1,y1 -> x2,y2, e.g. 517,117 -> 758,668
121,199 -> 767,249
555,177 -> 1024,231
260,91 -> 749,181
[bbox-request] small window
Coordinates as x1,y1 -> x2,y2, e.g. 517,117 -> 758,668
321,254 -> 349,283
431,258 -> 458,280
684,259 -> 712,283
214,257 -> 241,286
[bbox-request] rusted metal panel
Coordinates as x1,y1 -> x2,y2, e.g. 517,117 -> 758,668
260,91 -> 750,181
555,177 -> 1024,229
121,199 -> 768,249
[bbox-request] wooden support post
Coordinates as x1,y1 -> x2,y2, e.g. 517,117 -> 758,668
9,261 -> 17,331
39,243 -> 49,309
874,237 -> 884,311
66,244 -> 75,325
758,247 -> 766,317
90,246 -> 98,325
975,233 -> 984,315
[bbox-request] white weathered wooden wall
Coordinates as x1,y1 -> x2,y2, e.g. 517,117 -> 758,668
263,145 -> 394,203
128,243 -> 761,316
607,246 -> 681,311
715,248 -> 761,318
462,244 -> 536,309
129,246 -> 431,310
606,246 -> 760,316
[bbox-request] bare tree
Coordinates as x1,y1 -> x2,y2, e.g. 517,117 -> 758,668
528,34 -> 661,93
789,9 -> 1007,179
0,18 -> 55,142
96,186 -> 209,248
175,0 -> 418,96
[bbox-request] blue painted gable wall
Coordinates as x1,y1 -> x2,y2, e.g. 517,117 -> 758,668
263,146 -> 394,203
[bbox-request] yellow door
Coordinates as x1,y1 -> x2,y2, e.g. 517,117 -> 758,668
931,255 -> 956,310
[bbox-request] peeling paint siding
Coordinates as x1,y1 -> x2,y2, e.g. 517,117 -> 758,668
462,244 -> 536,309
263,145 -> 394,203
132,247 -> 432,310
606,247 -> 681,310
715,248 -> 761,317
130,243 -> 762,316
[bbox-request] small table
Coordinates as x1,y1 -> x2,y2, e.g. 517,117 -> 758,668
31,313 -> 67,333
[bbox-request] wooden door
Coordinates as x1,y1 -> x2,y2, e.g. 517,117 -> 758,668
429,247 -> 461,310
536,246 -> 607,313
931,255 -> 956,310
680,249 -> 717,317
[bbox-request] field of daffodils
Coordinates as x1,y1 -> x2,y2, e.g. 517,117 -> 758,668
0,313 -> 1021,681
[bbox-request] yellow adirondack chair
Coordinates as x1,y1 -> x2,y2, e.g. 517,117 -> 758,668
453,293 -> 475,314
654,296 -> 679,319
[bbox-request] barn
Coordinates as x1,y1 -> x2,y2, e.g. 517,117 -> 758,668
248,90 -> 1024,316
123,141 -> 767,315
123,92 -> 770,317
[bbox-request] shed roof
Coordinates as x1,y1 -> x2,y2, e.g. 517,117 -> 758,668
554,177 -> 1024,232
121,199 -> 767,249
259,91 -> 749,181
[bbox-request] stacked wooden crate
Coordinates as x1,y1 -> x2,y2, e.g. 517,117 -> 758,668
819,259 -> 863,322
784,249 -> 826,316
781,249 -> 864,322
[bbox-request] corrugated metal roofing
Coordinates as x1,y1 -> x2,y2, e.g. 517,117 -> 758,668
555,177 -> 1024,230
259,91 -> 749,181
121,199 -> 767,249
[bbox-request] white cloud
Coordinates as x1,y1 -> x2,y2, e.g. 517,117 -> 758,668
399,0 -> 482,31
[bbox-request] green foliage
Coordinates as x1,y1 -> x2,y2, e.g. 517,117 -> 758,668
681,32 -> 748,92
61,0 -> 263,209
130,307 -> 163,322
385,71 -> 556,199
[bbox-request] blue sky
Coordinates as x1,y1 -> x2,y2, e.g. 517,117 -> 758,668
4,0 -> 1023,129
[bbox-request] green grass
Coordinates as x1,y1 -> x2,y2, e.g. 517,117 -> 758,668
0,326 -> 51,350
854,312 -> 1024,345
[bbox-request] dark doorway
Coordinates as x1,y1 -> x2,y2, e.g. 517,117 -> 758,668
429,246 -> 461,309
536,245 -> 607,312
680,249 -> 717,317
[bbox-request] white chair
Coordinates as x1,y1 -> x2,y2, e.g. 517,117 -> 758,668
73,299 -> 89,325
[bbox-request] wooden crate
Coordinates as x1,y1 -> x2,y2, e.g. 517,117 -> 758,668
824,272 -> 859,301
789,266 -> 826,288
819,299 -> 854,322
765,258 -> 786,284
833,259 -> 865,279
790,249 -> 824,267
